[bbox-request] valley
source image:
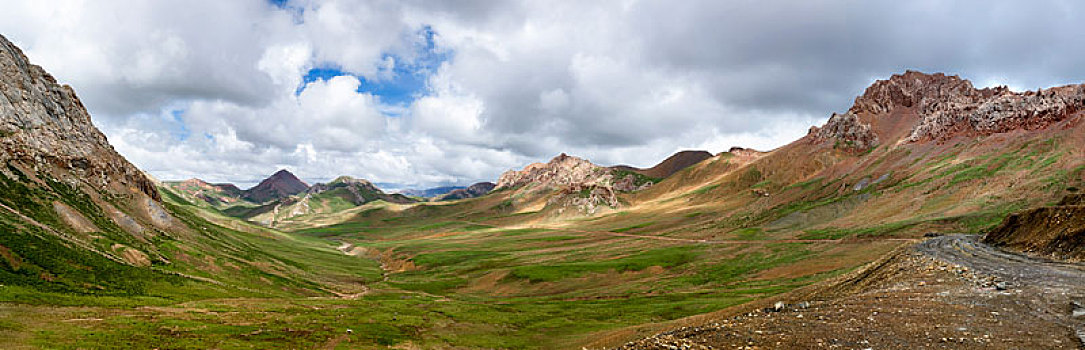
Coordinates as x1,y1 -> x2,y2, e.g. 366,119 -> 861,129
0,31 -> 1083,350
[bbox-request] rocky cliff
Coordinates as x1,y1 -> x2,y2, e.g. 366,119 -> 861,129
808,112 -> 879,151
0,34 -> 159,201
808,71 -> 1085,150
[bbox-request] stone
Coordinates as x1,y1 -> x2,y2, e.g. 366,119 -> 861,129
809,112 -> 879,152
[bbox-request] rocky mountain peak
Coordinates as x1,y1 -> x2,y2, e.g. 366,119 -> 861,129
849,71 -> 1004,116
811,70 -> 1085,147
496,153 -> 604,190
269,169 -> 303,181
0,34 -> 159,201
904,82 -> 1085,142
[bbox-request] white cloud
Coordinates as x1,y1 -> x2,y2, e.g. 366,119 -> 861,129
4,0 -> 1085,188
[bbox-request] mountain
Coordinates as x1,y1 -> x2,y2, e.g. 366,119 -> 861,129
0,36 -> 160,202
608,71 -> 1085,348
241,169 -> 309,203
400,186 -> 465,198
493,153 -> 622,213
0,33 -> 173,272
162,178 -> 243,208
6,37 -> 1085,348
611,150 -> 713,179
436,182 -> 496,201
495,153 -> 604,190
492,153 -> 674,214
0,34 -> 385,305
307,176 -> 415,206
226,175 -> 416,227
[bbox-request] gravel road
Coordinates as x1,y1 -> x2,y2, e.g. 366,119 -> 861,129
611,234 -> 1085,349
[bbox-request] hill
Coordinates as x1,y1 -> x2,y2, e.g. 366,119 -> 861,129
0,32 -> 384,319
400,185 -> 465,198
241,169 -> 309,203
603,71 -> 1085,348
436,182 -> 496,201
161,178 -> 244,209
612,150 -> 713,179
3,33 -> 1084,349
225,175 -> 416,227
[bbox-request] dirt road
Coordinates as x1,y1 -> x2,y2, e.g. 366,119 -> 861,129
915,235 -> 1085,345
611,235 -> 1085,349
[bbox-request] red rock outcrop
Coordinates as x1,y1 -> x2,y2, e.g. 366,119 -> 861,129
849,71 -> 1085,143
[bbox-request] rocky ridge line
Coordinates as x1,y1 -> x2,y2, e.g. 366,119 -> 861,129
856,71 -> 1085,142
0,34 -> 159,201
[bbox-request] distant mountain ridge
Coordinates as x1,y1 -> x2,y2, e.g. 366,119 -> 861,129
166,171 -> 418,227
167,178 -> 244,207
400,186 -> 465,198
436,182 -> 496,201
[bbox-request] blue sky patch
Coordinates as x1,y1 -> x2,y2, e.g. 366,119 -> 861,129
169,109 -> 191,141
297,26 -> 449,111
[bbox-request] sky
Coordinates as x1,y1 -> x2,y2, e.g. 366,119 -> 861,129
1,0 -> 1084,190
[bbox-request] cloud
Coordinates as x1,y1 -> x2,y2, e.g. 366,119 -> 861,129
3,0 -> 1085,188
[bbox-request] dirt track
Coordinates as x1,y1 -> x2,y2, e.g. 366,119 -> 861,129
915,235 -> 1085,345
613,235 -> 1085,349
915,235 -> 1085,290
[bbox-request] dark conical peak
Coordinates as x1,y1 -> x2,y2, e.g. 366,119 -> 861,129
243,169 -> 309,203
270,169 -> 299,179
260,169 -> 307,187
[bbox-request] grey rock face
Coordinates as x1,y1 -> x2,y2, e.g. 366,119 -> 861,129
809,112 -> 879,151
0,34 -> 159,200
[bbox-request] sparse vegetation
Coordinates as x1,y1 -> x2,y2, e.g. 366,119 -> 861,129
611,169 -> 663,188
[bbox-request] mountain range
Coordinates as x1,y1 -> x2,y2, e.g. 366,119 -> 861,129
1,33 -> 1083,349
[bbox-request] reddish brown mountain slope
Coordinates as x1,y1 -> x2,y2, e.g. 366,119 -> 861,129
612,150 -> 713,179
242,169 -> 309,203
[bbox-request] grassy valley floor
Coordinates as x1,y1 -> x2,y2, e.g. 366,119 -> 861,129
0,197 -> 907,349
